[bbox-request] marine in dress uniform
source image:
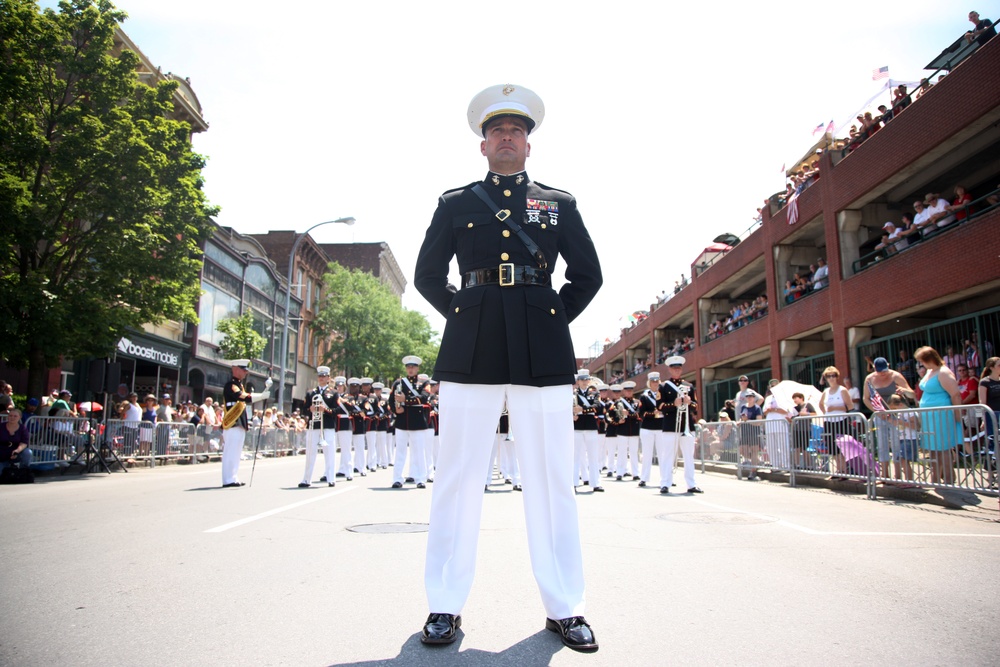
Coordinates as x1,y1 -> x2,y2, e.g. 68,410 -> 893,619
637,372 -> 664,488
360,378 -> 379,473
389,356 -> 430,489
371,382 -> 390,468
333,376 -> 355,480
659,356 -> 703,494
414,84 -> 601,652
616,381 -> 642,479
220,359 -> 272,487
300,366 -> 338,488
572,370 -> 604,492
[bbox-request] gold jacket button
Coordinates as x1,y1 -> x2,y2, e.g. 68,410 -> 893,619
467,222 -> 474,228
503,189 -> 511,197
541,224 -> 547,229
502,229 -> 511,238
455,307 -> 460,313
550,309 -> 556,315
500,252 -> 509,261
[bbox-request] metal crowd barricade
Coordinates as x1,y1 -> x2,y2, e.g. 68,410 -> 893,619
790,413 -> 873,497
24,415 -> 95,469
868,404 -> 998,495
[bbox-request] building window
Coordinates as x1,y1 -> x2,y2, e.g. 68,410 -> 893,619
198,282 -> 241,346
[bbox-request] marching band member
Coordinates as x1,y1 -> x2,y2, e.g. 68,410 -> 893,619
390,356 -> 430,489
371,382 -> 390,469
659,356 -> 702,494
333,376 -> 354,481
599,383 -> 617,478
617,381 -> 642,480
637,372 -> 664,488
573,370 -> 604,492
220,359 -> 271,488
361,378 -> 378,473
346,378 -> 368,476
301,366 -> 338,487
497,403 -> 520,490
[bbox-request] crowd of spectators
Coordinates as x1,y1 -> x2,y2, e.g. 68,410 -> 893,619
705,295 -> 769,341
870,184 -> 994,262
783,258 -> 828,304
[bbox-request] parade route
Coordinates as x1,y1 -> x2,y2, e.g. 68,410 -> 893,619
2,458 -> 999,666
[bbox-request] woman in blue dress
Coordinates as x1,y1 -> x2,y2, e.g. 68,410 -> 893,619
915,346 -> 962,485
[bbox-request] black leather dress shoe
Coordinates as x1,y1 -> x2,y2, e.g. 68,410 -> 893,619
335,472 -> 345,478
512,484 -> 522,491
660,486 -> 669,494
298,482 -> 310,488
637,481 -> 646,487
222,482 -> 245,488
392,481 -> 403,488
405,477 -> 415,483
328,482 -> 336,487
593,486 -> 605,492
545,616 -> 598,652
320,476 -> 327,482
616,475 -> 623,481
416,482 -> 426,489
687,486 -> 704,494
420,613 -> 461,645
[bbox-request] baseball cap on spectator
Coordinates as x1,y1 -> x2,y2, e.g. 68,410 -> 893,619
882,221 -> 895,230
873,357 -> 889,372
59,390 -> 72,398
924,193 -> 937,203
27,398 -> 40,407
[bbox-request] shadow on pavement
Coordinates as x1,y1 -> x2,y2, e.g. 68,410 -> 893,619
327,630 -> 563,666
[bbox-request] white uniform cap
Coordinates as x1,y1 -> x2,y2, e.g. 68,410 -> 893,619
316,366 -> 330,376
622,381 -> 636,389
348,377 -> 361,385
333,376 -> 346,384
666,356 -> 686,367
402,355 -> 422,366
576,369 -> 591,380
468,83 -> 544,137
647,372 -> 661,382
371,382 -> 384,390
610,384 -> 623,391
360,377 -> 373,384
228,359 -> 251,369
417,373 -> 429,381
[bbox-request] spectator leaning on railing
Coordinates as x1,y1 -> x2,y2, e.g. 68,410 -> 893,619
965,10 -> 996,47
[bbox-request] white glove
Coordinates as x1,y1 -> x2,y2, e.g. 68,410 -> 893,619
265,377 -> 273,390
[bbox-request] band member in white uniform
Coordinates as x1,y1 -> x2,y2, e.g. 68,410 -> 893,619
390,356 -> 429,489
659,356 -> 703,494
220,359 -> 271,488
616,381 -> 642,479
334,376 -> 356,480
301,366 -> 339,488
637,372 -> 664,488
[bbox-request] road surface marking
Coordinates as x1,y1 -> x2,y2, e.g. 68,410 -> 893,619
205,486 -> 357,533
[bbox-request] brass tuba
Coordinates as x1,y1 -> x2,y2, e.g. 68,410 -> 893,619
222,401 -> 246,429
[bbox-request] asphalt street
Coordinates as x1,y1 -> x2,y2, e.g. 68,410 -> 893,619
1,457 -> 999,666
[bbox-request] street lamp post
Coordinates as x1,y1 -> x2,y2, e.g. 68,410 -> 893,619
277,217 -> 356,411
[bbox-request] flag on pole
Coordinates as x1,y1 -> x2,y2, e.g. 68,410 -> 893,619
779,162 -> 786,174
872,66 -> 889,81
812,122 -> 825,136
825,120 -> 835,134
787,190 -> 799,225
867,380 -> 887,411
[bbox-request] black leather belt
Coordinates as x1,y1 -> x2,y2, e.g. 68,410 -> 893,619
462,263 -> 551,288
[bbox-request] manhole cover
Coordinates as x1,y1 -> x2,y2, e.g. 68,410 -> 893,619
656,512 -> 778,525
347,522 -> 430,534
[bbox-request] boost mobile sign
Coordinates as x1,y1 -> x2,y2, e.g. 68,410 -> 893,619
117,337 -> 180,367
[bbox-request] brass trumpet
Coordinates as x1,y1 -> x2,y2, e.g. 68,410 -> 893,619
676,384 -> 692,437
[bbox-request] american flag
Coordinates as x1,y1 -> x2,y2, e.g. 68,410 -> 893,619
872,66 -> 889,81
868,380 -> 888,411
812,122 -> 825,136
786,190 -> 799,225
825,120 -> 835,134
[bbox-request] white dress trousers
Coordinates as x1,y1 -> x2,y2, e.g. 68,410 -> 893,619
639,428 -> 661,483
425,382 -> 586,620
352,433 -> 367,472
302,429 -> 336,485
616,435 -> 639,477
221,426 -> 245,485
365,430 -> 378,470
394,428 -> 427,484
662,432 -> 696,489
336,427 -> 354,479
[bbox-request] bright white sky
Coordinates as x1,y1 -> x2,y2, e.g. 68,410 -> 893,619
44,1 -> 990,356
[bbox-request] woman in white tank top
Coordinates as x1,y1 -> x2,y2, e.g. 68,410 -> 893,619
818,366 -> 854,480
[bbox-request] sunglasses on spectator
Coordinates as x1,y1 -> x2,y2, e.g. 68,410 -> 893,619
825,373 -> 839,378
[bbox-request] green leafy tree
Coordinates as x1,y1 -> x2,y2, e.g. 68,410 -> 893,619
312,263 -> 438,381
216,312 -> 266,363
0,0 -> 217,399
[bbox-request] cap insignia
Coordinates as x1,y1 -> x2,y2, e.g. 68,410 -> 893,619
502,84 -> 515,96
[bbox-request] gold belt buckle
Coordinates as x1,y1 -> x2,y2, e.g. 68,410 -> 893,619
499,263 -> 515,287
